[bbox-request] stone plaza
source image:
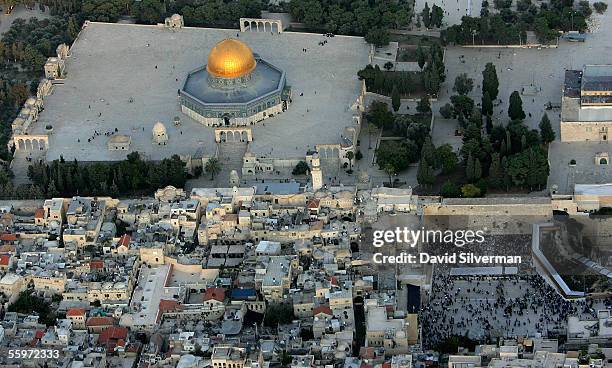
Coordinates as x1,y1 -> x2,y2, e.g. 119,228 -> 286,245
27,21 -> 370,172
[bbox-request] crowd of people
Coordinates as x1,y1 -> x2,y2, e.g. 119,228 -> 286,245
419,273 -> 606,349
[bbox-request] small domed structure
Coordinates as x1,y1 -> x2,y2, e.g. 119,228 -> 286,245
152,121 -> 168,144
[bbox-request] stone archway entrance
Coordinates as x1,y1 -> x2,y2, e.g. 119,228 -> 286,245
13,134 -> 49,152
239,18 -> 283,34
215,127 -> 253,143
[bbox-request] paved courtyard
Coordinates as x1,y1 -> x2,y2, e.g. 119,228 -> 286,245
31,22 -> 369,162
0,4 -> 50,35
420,273 -> 606,347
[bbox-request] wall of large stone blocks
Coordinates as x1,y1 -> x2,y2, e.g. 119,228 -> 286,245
422,203 -> 553,235
560,121 -> 612,142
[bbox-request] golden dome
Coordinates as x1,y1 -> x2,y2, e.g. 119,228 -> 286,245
206,39 -> 256,79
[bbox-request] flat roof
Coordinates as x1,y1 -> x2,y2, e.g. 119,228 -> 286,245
32,22 -> 369,161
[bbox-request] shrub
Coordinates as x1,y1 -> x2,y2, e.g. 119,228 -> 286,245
292,161 -> 310,175
593,2 -> 607,13
461,184 -> 481,198
441,180 -> 460,197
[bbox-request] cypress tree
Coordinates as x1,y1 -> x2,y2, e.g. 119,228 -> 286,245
539,113 -> 555,144
391,85 -> 401,112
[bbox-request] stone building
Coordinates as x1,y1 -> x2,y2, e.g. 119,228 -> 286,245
180,38 -> 291,127
561,65 -> 612,142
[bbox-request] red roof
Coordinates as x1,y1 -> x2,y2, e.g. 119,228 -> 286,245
66,308 -> 86,317
34,208 -> 45,219
359,347 -> 375,359
159,299 -> 183,313
35,330 -> 45,339
307,199 -> 320,209
0,233 -> 18,242
313,305 -> 333,316
329,276 -> 339,287
0,245 -> 16,253
204,287 -> 225,302
86,316 -> 115,327
118,234 -> 131,247
90,260 -> 104,269
98,326 -> 128,349
0,254 -> 10,266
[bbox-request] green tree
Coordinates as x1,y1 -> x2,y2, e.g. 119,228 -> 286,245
292,161 -> 310,175
439,103 -> 453,119
417,95 -> 431,114
345,151 -> 354,172
481,91 -> 493,116
461,184 -> 481,197
81,0 -> 126,22
539,113 -> 555,144
453,73 -> 474,95
466,153 -> 482,182
593,2 -> 608,13
383,163 -> 396,188
391,85 -> 401,112
264,304 -> 295,327
505,146 -> 549,189
205,157 -> 221,180
450,95 -> 474,121
441,180 -> 460,197
466,153 -> 475,181
365,28 -> 390,47
367,101 -> 394,130
488,152 -> 504,189
67,16 -> 80,40
422,2 -> 431,28
430,4 -> 444,27
482,63 -> 499,100
134,0 -> 165,24
420,136 -> 436,166
508,91 -> 526,120
377,141 -> 419,171
417,161 -> 435,187
416,45 -> 427,70
437,144 -> 458,174
474,157 -> 482,181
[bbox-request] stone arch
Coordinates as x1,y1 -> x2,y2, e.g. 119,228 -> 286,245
13,134 -> 49,152
215,127 -> 253,143
600,158 -> 608,165
240,18 -> 283,33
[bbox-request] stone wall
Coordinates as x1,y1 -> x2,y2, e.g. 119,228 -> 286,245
560,121 -> 612,142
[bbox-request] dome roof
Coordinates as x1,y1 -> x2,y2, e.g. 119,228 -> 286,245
153,121 -> 167,134
206,39 -> 256,79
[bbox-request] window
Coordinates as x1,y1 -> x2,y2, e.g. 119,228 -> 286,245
600,158 -> 608,165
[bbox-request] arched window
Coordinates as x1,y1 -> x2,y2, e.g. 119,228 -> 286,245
600,158 -> 608,165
